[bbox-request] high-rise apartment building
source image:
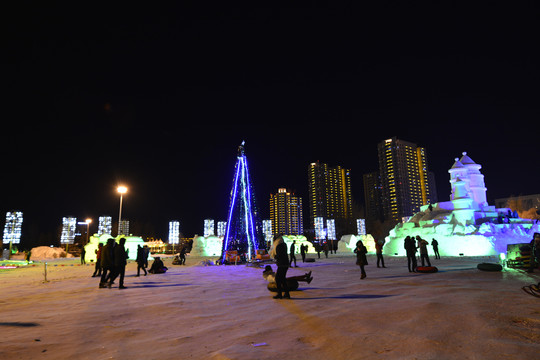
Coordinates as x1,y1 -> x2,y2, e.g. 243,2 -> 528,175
269,188 -> 303,236
363,171 -> 384,221
308,161 -> 353,234
377,137 -> 437,222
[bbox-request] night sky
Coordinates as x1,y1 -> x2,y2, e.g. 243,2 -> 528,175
2,3 -> 539,244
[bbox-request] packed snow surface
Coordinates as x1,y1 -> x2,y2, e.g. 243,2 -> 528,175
0,254 -> 539,359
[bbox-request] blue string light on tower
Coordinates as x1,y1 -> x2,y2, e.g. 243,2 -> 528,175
221,141 -> 264,264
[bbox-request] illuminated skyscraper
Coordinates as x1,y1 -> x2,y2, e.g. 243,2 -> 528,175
308,161 -> 353,235
269,188 -> 304,236
377,137 -> 437,222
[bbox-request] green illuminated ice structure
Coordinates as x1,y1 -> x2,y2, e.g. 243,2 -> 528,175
384,152 -> 538,256
84,233 -> 151,262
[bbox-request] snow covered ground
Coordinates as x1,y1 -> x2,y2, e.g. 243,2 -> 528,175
1,254 -> 539,359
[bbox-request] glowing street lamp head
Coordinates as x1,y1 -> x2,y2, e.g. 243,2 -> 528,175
117,186 -> 128,194
85,218 -> 92,224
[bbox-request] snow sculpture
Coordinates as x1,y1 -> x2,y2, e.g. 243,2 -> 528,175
337,234 -> 376,253
282,235 -> 316,254
191,235 -> 223,257
84,234 -> 150,262
384,152 -> 536,256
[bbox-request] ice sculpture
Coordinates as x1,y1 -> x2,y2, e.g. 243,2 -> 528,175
84,234 -> 151,262
384,152 -> 536,256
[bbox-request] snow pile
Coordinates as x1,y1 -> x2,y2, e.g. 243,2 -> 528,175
30,246 -> 74,260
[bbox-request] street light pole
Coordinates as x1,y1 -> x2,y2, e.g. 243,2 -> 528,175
117,186 -> 128,236
85,218 -> 92,244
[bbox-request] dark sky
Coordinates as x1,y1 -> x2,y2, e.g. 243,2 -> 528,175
2,3 -> 539,242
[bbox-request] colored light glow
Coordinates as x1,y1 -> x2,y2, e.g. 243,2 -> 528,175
217,221 -> 227,237
262,220 -> 273,243
326,219 -> 336,240
357,219 -> 366,235
169,221 -> 180,244
314,217 -> 325,240
117,186 -> 128,194
98,216 -> 112,236
60,217 -> 77,244
2,211 -> 23,244
204,219 -> 215,237
221,143 -> 260,263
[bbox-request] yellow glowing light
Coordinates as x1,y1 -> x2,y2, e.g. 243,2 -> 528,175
117,186 -> 128,194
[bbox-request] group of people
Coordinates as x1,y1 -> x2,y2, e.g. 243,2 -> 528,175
92,239 -> 151,289
404,235 -> 440,272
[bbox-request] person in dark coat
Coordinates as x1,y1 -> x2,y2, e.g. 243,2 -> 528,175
80,247 -> 86,265
149,257 -> 168,274
431,238 -> 440,259
355,240 -> 368,279
404,236 -> 417,272
179,245 -> 187,265
99,238 -> 115,288
289,240 -> 298,267
323,241 -> 329,258
417,236 -> 431,267
270,235 -> 290,299
300,243 -> 306,263
136,245 -> 147,276
375,238 -> 386,268
92,243 -> 103,277
109,237 -> 128,289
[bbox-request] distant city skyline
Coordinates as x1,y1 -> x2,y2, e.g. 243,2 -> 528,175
2,3 -> 538,246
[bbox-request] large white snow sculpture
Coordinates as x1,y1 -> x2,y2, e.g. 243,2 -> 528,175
384,152 -> 537,256
191,235 -> 223,257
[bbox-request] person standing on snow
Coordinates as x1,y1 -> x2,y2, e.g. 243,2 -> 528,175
355,240 -> 368,279
417,236 -> 431,267
375,238 -> 386,268
431,238 -> 440,259
404,236 -> 417,272
270,235 -> 290,299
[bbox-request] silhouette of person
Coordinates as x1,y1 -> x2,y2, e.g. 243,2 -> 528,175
431,238 -> 440,259
417,236 -> 431,267
136,244 -> 147,276
355,240 -> 368,279
270,235 -> 290,299
289,240 -> 298,267
109,237 -> 128,289
404,236 -> 417,272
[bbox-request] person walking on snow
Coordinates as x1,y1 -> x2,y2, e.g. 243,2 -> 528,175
355,240 -> 368,279
289,240 -> 298,267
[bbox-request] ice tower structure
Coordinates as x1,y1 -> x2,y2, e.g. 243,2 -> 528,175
384,152 -> 537,256
220,142 -> 264,263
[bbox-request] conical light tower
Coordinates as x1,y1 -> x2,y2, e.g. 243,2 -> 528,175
221,141 -> 263,263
